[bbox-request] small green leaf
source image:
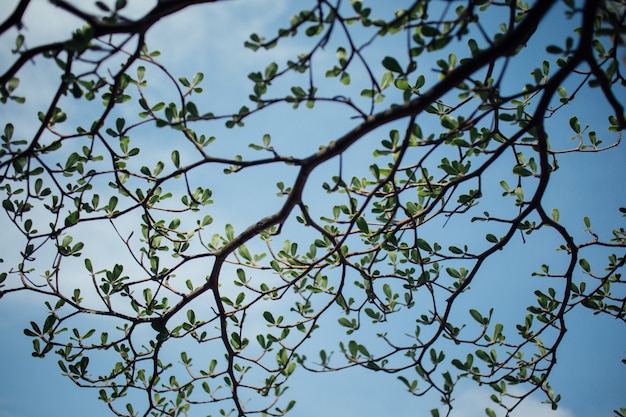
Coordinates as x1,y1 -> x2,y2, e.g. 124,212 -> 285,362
225,224 -> 234,241
192,72 -> 204,85
238,244 -> 252,262
414,75 -> 425,89
441,115 -> 458,130
513,165 -> 532,177
171,150 -> 180,168
470,309 -> 484,324
263,311 -> 275,324
383,283 -> 392,298
380,71 -> 394,90
265,62 -> 278,79
579,258 -> 590,273
394,78 -> 410,90
382,56 -> 403,73
569,116 -> 580,134
356,216 -> 369,234
84,258 -> 93,272
338,317 -> 353,329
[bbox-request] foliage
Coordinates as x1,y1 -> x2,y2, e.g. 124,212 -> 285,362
0,0 -> 625,416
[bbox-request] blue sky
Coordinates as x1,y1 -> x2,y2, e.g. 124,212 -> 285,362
0,1 -> 624,417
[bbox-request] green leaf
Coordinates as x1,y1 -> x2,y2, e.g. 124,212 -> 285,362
414,75 -> 425,89
263,311 -> 275,324
356,216 -> 369,234
238,244 -> 252,262
95,1 -> 110,12
192,72 -> 204,85
3,123 -> 14,140
380,71 -> 394,90
569,116 -> 580,134
382,56 -> 403,73
171,150 -> 180,168
338,317 -> 353,329
65,211 -> 79,227
305,24 -> 324,37
441,115 -> 458,130
446,267 -> 461,278
470,309 -> 485,324
513,165 -> 532,177
394,78 -> 410,90
13,34 -> 24,52
468,38 -> 479,56
265,62 -> 278,79
187,309 -> 196,324
579,258 -> 590,273
546,45 -> 563,54
416,238 -> 431,252
383,283 -> 392,298
225,224 -> 234,241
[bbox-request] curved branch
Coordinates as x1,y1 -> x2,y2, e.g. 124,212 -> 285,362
0,0 -> 31,34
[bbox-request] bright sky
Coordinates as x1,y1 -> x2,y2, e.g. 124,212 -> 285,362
0,1 -> 624,417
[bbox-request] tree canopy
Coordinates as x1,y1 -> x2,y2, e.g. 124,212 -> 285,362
0,0 -> 625,416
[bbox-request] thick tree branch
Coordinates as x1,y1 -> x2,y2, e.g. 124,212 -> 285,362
0,0 -> 31,35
